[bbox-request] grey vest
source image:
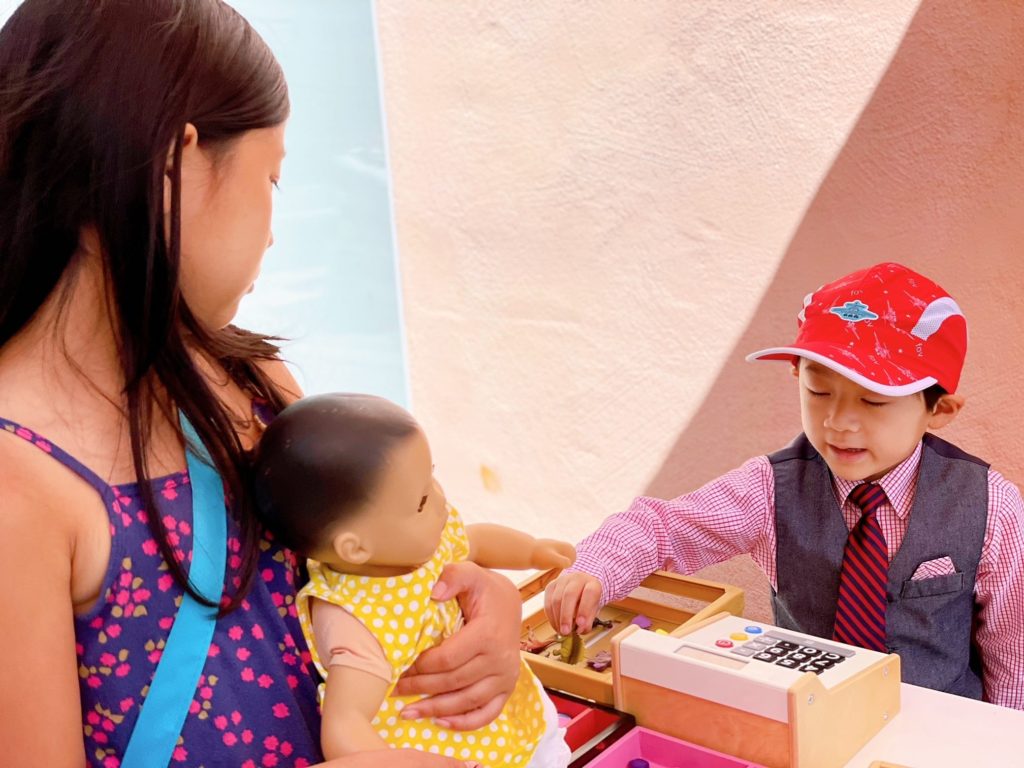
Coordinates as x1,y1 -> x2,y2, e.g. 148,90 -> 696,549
769,433 -> 988,699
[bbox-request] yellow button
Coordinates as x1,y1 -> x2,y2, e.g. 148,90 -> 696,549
654,628 -> 668,635
730,633 -> 749,641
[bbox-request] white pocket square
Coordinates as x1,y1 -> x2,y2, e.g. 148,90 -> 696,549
911,556 -> 957,580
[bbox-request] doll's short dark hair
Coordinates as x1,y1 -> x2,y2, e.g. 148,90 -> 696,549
252,393 -> 420,555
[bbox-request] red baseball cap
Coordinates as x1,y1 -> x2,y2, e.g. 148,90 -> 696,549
747,263 -> 967,396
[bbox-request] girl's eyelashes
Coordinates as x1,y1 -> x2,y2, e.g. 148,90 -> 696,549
271,179 -> 281,191
416,495 -> 428,514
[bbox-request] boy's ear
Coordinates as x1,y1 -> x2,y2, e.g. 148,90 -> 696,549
927,393 -> 965,430
331,529 -> 372,566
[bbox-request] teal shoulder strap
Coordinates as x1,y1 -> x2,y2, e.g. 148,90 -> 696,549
121,414 -> 227,768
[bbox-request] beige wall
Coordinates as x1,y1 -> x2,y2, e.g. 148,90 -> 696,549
377,2 -> 1024,617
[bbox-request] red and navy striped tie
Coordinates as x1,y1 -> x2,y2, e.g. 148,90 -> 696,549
832,482 -> 889,652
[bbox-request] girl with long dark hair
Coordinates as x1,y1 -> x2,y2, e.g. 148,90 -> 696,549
0,2 -> 522,765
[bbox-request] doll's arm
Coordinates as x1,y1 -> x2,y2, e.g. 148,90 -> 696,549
320,665 -> 391,759
465,523 -> 575,571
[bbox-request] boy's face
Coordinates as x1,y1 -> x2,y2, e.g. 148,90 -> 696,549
797,359 -> 951,482
344,426 -> 450,571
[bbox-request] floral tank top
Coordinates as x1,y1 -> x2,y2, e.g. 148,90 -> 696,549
0,417 -> 323,767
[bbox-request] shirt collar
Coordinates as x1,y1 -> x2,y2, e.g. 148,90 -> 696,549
831,441 -> 922,520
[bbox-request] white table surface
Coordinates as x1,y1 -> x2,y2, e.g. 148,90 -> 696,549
845,683 -> 1024,767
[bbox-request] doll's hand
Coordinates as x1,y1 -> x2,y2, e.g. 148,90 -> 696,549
529,539 -> 576,571
544,571 -> 603,636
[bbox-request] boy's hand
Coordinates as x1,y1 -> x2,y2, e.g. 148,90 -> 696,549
529,539 -> 576,571
544,571 -> 603,636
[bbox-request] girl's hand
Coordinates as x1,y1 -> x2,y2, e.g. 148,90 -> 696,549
317,750 -> 463,767
393,561 -> 521,730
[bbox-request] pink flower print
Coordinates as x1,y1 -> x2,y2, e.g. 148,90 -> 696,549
199,685 -> 213,701
87,711 -> 101,726
271,592 -> 284,607
142,539 -> 159,556
262,753 -> 279,767
179,520 -> 191,535
286,674 -> 299,690
263,736 -> 279,751
132,588 -> 151,602
103,756 -> 120,768
15,427 -> 32,440
86,675 -> 102,689
168,531 -> 180,547
214,715 -> 228,730
162,515 -> 178,531
257,674 -> 273,688
229,554 -> 243,570
33,438 -> 52,452
251,624 -> 265,640
294,760 -> 310,767
162,479 -> 179,501
119,698 -> 134,713
280,742 -> 293,757
223,732 -> 239,746
242,761 -> 257,768
229,537 -> 241,553
228,625 -> 244,641
115,663 -> 130,677
231,710 -> 243,725
241,729 -> 254,744
237,647 -> 251,661
272,702 -> 290,718
159,617 -> 174,630
281,652 -> 296,667
157,574 -> 175,592
94,731 -> 109,744
241,667 -> 255,682
262,568 -> 275,583
208,642 -> 221,658
106,624 -> 122,639
283,633 -> 296,648
172,746 -> 188,762
136,510 -> 147,523
100,653 -> 117,667
188,700 -> 201,715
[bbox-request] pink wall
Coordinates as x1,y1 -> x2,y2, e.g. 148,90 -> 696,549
377,2 -> 1024,618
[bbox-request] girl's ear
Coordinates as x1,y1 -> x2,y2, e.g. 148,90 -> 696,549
927,393 -> 965,430
163,122 -> 200,216
331,530 -> 372,566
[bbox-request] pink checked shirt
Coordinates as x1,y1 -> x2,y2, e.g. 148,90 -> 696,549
571,441 -> 1024,710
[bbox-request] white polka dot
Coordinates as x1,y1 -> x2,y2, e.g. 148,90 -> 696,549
452,733 -> 464,743
398,587 -> 409,598
460,748 -> 471,759
372,618 -> 384,628
421,728 -> 432,740
408,600 -> 420,612
393,604 -> 404,615
412,583 -> 423,595
404,618 -> 416,629
399,634 -> 409,645
386,577 -> 397,588
443,747 -> 455,757
489,751 -> 498,762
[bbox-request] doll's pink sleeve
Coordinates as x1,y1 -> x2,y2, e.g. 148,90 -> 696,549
310,598 -> 393,683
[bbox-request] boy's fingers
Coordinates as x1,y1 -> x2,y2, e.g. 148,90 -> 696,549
577,579 -> 603,632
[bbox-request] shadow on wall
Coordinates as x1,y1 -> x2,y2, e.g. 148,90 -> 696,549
648,2 -> 1024,622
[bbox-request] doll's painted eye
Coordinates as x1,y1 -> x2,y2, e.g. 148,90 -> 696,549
417,495 -> 428,514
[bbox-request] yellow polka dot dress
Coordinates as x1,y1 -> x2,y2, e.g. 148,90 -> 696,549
297,508 -> 546,764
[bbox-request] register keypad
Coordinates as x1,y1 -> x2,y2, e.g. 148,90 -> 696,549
732,630 -> 854,674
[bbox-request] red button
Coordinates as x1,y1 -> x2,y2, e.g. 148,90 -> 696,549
715,639 -> 734,648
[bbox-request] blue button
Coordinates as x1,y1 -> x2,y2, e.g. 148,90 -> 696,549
745,625 -> 763,634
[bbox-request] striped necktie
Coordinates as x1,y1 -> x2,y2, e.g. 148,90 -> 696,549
832,482 -> 889,652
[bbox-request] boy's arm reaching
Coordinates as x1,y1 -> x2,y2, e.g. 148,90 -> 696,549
465,523 -> 575,571
546,455 -> 776,636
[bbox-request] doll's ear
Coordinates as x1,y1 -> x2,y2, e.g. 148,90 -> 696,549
332,530 -> 372,566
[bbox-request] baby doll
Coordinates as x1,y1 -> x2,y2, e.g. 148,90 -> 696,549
253,393 -> 574,767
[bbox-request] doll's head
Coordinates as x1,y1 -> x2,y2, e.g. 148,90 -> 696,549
253,393 -> 449,576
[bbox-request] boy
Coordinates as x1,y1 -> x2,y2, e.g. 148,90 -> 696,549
545,262 -> 1024,708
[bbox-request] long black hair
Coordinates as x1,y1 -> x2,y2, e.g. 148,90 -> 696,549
0,0 -> 291,611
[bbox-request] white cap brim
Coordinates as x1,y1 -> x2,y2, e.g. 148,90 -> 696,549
746,346 -> 938,397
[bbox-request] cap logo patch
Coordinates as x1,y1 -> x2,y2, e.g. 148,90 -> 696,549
829,300 -> 879,323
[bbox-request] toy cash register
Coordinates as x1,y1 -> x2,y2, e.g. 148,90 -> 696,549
612,613 -> 900,768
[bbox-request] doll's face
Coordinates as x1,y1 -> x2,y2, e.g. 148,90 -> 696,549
341,425 -> 449,572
